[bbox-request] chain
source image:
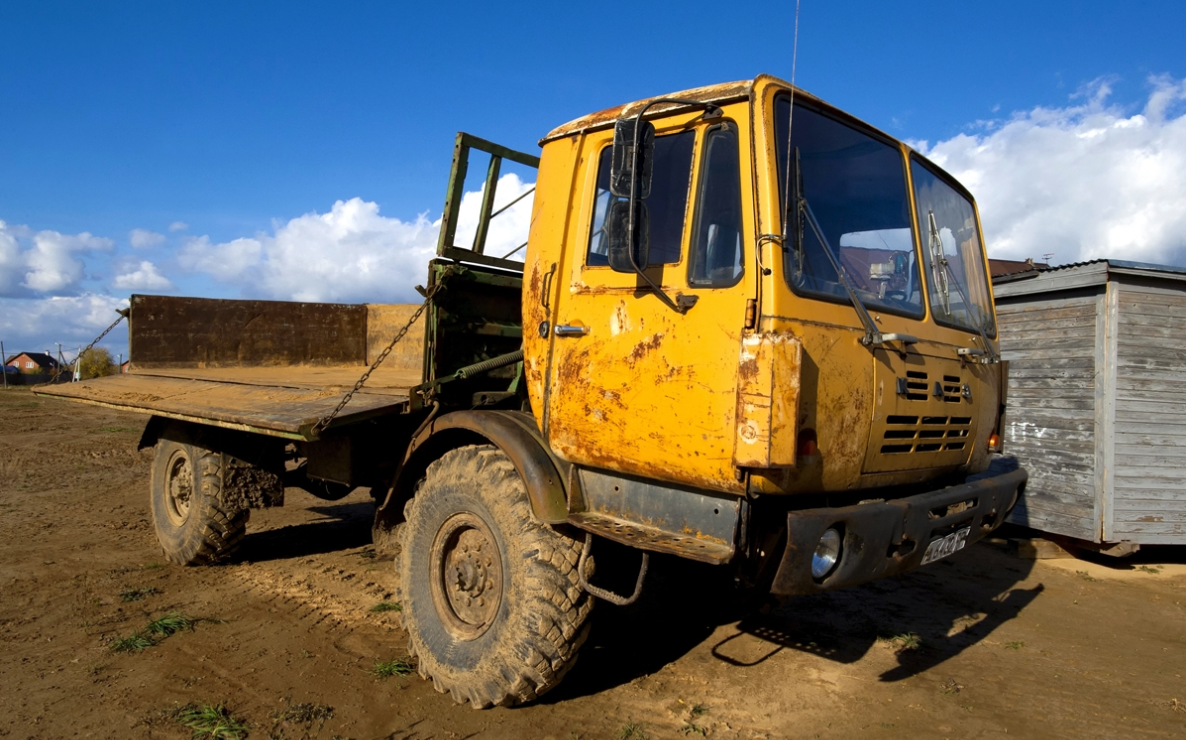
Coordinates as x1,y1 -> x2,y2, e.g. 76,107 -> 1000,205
55,311 -> 128,381
312,281 -> 445,437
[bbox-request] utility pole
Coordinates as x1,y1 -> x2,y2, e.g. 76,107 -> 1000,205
1,340 -> 7,390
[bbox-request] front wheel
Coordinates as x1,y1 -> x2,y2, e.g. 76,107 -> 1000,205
396,444 -> 593,708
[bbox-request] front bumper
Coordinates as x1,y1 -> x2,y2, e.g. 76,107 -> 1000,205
770,465 -> 1027,596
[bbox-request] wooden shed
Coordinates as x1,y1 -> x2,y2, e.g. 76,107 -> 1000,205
993,259 -> 1186,549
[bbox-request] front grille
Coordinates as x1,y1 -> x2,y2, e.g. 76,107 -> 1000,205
880,415 -> 971,454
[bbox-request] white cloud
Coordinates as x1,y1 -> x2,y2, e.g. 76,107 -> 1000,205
178,235 -> 264,282
21,230 -> 114,294
129,228 -> 166,249
916,75 -> 1186,265
0,294 -> 128,356
168,221 -> 188,232
1,220 -> 115,296
0,222 -> 23,295
112,260 -> 173,291
179,173 -> 535,303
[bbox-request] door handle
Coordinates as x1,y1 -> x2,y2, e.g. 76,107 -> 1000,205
554,325 -> 589,337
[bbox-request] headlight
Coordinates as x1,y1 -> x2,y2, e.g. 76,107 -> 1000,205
811,528 -> 842,580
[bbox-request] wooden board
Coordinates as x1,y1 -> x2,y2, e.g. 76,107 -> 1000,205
36,373 -> 411,440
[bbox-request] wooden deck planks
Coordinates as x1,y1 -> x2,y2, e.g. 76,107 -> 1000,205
35,371 -> 412,439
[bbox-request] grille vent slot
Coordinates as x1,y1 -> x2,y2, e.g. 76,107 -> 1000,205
902,370 -> 929,401
941,374 -> 963,403
880,415 -> 973,455
899,371 -> 965,403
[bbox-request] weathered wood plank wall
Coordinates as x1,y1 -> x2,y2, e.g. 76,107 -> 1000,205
1111,281 -> 1186,542
997,289 -> 1103,541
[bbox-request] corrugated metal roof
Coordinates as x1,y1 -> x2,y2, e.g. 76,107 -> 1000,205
1033,258 -> 1186,276
992,258 -> 1186,286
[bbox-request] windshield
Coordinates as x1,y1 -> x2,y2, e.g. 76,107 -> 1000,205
910,158 -> 995,337
775,98 -> 923,317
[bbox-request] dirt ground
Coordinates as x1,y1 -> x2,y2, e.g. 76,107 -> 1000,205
2,388 -> 1184,740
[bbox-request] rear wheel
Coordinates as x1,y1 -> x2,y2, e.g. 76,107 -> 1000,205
150,438 -> 249,565
396,444 -> 593,708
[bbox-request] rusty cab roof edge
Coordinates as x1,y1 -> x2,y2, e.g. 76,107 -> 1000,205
539,74 -> 829,146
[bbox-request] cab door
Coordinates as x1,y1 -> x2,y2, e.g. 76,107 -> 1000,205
543,116 -> 755,495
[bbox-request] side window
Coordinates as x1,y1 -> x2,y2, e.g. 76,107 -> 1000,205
587,131 -> 695,266
688,124 -> 744,287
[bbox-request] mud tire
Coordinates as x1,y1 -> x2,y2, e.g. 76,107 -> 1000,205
396,444 -> 593,708
150,438 -> 250,565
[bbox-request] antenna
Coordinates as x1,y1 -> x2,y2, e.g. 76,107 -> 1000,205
1042,253 -> 1054,265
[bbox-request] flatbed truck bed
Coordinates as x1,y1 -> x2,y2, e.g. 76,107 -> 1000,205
40,364 -> 420,440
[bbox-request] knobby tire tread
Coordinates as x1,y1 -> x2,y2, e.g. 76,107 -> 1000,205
396,445 -> 593,709
151,439 -> 249,566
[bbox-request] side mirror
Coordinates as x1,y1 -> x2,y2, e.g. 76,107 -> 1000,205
610,118 -> 655,199
606,200 -> 649,273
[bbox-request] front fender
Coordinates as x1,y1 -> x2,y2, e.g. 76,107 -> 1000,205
374,410 -> 570,544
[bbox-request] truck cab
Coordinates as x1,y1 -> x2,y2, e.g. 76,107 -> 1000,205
527,75 -> 1008,499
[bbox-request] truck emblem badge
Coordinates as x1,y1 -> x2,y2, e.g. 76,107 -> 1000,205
962,383 -> 972,399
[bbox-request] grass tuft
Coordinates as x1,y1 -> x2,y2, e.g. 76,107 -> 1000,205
145,612 -> 195,637
369,658 -> 414,678
1005,640 -> 1025,650
1075,570 -> 1098,582
884,632 -> 923,651
172,702 -> 248,740
109,612 -> 197,653
120,586 -> 160,602
1138,565 -> 1163,574
110,633 -> 154,652
619,723 -> 650,740
370,602 -> 402,613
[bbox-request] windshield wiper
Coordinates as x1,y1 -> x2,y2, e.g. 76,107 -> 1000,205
927,211 -> 999,363
795,191 -> 913,347
927,211 -> 951,315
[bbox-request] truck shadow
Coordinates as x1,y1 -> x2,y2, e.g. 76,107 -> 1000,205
545,542 -> 1040,702
235,499 -> 376,562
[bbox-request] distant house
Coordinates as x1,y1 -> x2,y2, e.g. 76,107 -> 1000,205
4,352 -> 61,374
120,361 -> 130,374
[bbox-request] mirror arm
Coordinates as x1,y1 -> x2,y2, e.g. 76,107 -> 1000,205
623,98 -> 721,315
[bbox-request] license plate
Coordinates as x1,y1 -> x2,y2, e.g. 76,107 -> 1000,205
921,526 -> 971,565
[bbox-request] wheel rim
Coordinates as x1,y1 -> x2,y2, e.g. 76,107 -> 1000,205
164,449 -> 193,526
429,512 -> 503,641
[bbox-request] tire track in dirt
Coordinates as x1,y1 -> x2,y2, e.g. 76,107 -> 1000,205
225,541 -> 405,645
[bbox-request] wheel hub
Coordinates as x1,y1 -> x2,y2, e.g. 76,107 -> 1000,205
430,512 -> 502,640
164,450 -> 193,526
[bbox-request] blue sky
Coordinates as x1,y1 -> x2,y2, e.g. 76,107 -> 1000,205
3,0 -> 1186,358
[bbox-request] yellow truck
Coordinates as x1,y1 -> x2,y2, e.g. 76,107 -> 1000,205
41,74 -> 1026,708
